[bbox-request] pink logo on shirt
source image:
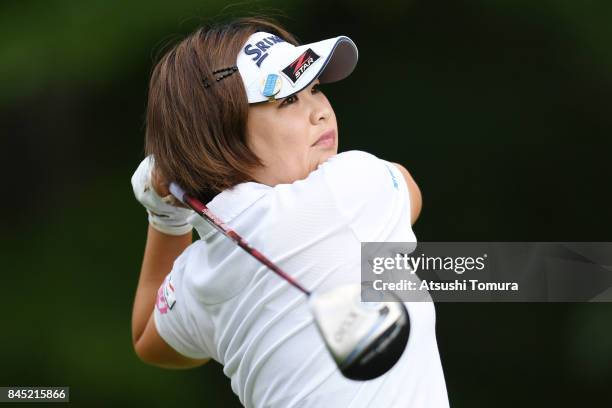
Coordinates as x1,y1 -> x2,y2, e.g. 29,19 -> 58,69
156,283 -> 169,314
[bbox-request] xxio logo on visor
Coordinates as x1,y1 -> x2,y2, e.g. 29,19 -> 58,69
282,48 -> 320,84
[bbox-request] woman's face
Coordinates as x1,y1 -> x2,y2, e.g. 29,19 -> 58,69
246,80 -> 338,186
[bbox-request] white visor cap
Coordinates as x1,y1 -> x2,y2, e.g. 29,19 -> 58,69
236,31 -> 358,103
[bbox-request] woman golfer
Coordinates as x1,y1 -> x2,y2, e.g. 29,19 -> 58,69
131,17 -> 449,407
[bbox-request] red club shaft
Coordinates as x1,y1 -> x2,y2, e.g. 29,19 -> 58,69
182,193 -> 311,297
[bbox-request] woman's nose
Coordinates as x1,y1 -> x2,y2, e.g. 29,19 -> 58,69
309,97 -> 331,125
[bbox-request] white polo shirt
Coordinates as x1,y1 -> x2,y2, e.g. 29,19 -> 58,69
153,150 -> 449,408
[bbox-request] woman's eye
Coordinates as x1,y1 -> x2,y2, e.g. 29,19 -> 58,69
279,84 -> 322,107
280,95 -> 297,107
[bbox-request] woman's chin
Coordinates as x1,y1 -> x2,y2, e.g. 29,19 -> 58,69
319,149 -> 338,164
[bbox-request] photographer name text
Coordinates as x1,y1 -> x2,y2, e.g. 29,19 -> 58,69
373,279 -> 519,292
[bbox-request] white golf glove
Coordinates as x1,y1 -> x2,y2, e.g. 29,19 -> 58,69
131,156 -> 194,236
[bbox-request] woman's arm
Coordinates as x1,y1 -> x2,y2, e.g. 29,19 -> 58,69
131,226 -> 209,369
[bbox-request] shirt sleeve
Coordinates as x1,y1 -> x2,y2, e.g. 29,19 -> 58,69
153,247 -> 213,360
321,150 -> 412,241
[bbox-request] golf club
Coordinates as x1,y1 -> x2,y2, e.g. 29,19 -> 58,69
169,182 -> 410,380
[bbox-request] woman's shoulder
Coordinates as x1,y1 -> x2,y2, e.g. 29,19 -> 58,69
268,150 -> 396,205
320,150 -> 379,169
288,150 -> 383,187
318,150 -> 399,191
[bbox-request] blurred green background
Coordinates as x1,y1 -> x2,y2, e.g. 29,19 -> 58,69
1,0 -> 611,406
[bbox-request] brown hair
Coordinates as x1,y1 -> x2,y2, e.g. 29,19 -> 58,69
145,17 -> 298,203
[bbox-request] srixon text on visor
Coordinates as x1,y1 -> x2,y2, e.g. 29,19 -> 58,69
244,35 -> 285,67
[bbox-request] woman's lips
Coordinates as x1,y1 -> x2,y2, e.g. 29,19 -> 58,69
312,129 -> 336,148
